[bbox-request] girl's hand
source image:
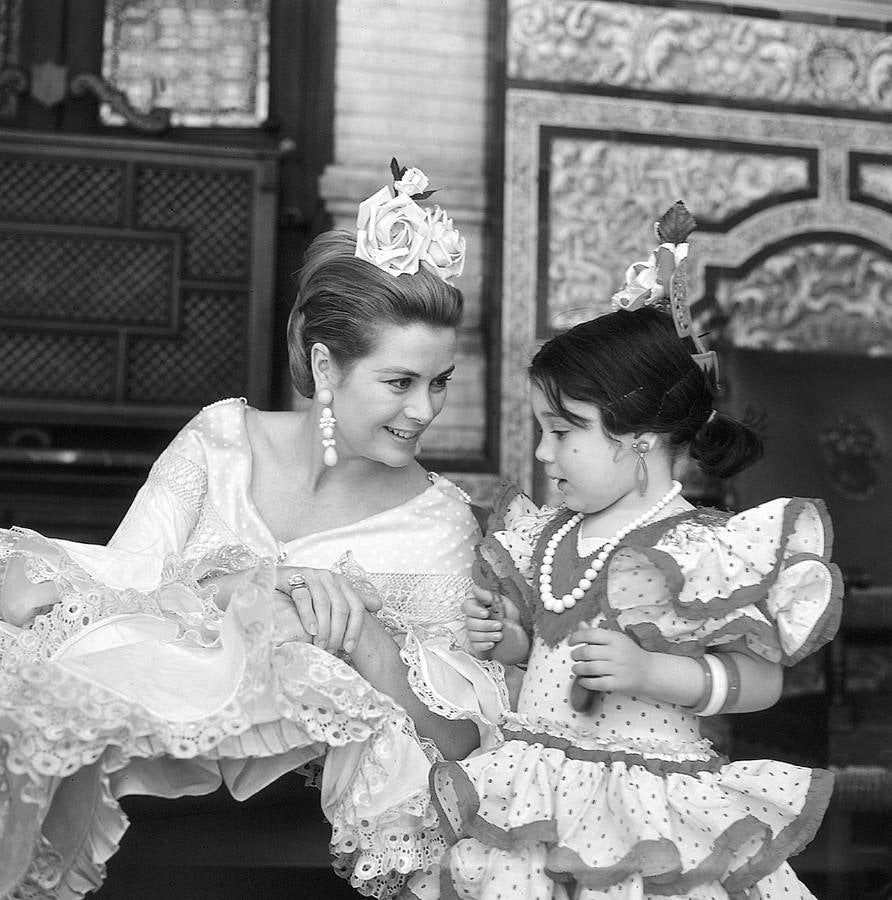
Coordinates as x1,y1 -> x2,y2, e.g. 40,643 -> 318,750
274,567 -> 380,655
464,584 -> 530,664
569,627 -> 653,695
463,584 -> 507,654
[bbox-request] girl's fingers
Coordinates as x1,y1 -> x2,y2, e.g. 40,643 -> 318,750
572,660 -> 610,678
471,641 -> 496,654
470,583 -> 495,605
463,596 -> 491,618
468,631 -> 502,644
467,617 -> 502,633
568,627 -> 614,646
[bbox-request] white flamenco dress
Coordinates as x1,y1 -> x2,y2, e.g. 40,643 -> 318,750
405,486 -> 843,900
0,398 -> 506,900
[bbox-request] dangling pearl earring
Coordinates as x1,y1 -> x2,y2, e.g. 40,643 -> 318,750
317,387 -> 338,467
631,438 -> 649,496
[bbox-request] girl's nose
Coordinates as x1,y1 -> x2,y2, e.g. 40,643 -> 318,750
534,436 -> 552,463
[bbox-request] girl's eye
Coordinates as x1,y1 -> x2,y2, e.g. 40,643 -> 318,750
552,430 -> 569,440
388,378 -> 412,390
431,374 -> 453,391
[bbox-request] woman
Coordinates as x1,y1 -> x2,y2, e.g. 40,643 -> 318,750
0,168 -> 506,900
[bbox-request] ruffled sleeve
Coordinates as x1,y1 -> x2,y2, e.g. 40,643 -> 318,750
603,498 -> 843,666
473,484 -> 557,633
107,410 -> 211,558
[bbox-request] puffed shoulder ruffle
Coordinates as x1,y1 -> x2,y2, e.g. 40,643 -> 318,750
604,498 -> 843,665
472,484 -> 557,632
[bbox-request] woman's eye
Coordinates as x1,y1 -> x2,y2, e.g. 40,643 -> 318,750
431,374 -> 453,391
388,378 -> 412,390
552,430 -> 569,440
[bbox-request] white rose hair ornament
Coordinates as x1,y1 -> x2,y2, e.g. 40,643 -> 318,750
355,158 -> 466,283
611,201 -> 719,385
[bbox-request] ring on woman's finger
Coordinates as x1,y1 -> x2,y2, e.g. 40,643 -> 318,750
288,573 -> 308,590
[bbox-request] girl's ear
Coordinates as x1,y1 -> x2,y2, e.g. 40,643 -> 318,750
630,430 -> 662,455
310,342 -> 336,392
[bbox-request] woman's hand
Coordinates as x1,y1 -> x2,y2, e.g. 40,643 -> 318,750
569,627 -> 653,695
464,584 -> 530,664
274,567 -> 381,655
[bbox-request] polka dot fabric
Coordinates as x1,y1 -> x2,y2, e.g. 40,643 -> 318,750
404,487 -> 841,899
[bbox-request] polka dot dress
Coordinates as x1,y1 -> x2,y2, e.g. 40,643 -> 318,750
409,488 -> 841,900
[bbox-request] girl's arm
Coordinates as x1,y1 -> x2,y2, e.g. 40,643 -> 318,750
350,610 -> 479,760
569,628 -> 783,713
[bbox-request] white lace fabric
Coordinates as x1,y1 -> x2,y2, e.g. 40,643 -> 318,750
0,400 -> 499,900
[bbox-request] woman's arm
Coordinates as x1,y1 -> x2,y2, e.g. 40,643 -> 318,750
350,611 -> 479,760
0,555 -> 57,626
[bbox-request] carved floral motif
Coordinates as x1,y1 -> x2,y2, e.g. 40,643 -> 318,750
714,242 -> 892,354
509,0 -> 892,114
547,138 -> 809,329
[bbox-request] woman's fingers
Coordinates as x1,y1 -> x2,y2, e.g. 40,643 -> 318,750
290,582 -> 317,637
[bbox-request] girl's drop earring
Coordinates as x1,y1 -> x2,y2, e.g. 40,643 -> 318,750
317,387 -> 338,467
631,438 -> 649,496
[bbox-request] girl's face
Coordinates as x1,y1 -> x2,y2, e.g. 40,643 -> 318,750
531,383 -> 636,514
327,322 -> 457,468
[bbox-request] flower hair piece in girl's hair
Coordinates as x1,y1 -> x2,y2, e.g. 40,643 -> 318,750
611,201 -> 719,383
354,157 -> 466,283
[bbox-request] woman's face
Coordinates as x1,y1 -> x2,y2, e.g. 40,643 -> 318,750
328,322 -> 458,467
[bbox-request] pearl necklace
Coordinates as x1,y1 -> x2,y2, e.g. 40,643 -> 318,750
539,480 -> 683,613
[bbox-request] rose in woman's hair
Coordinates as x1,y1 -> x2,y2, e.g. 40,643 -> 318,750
355,187 -> 432,276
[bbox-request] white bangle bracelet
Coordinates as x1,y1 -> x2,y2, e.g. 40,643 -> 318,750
699,653 -> 729,717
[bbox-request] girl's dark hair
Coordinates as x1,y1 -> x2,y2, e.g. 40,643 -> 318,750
528,306 -> 763,478
287,231 -> 464,397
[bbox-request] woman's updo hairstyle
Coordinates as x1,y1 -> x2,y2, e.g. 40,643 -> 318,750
529,306 -> 763,478
287,230 -> 464,397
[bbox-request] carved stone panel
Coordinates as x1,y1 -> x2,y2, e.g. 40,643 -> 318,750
713,241 -> 892,354
508,0 -> 892,117
547,135 -> 812,330
502,90 -> 892,488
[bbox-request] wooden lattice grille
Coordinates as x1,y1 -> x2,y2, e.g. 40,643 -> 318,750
0,133 -> 276,421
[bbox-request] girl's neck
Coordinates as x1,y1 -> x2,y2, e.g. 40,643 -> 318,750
578,480 -> 691,540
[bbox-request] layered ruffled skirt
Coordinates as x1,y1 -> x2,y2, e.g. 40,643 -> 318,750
406,715 -> 831,900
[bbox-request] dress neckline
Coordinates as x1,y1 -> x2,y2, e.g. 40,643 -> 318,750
234,400 -> 445,551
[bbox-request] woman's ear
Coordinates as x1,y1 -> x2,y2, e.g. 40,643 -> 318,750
310,342 -> 335,391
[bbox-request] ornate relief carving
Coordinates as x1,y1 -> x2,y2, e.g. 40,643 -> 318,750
858,162 -> 892,207
820,414 -> 883,501
714,242 -> 892,354
508,0 -> 892,114
501,91 -> 892,485
548,138 -> 809,329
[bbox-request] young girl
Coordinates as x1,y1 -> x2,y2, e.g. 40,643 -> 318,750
408,306 -> 841,899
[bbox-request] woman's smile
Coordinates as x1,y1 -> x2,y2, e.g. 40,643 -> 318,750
384,425 -> 422,442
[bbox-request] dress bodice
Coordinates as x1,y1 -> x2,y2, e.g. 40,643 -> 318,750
516,619 -> 703,751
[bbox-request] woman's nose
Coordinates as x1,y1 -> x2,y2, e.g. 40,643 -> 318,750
405,390 -> 435,424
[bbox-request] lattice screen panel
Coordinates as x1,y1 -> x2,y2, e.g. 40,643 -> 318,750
0,132 -> 276,423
